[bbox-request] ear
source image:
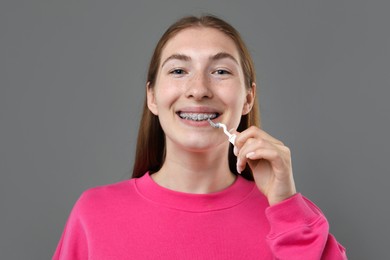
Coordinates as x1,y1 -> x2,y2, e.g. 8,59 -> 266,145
146,82 -> 159,115
242,83 -> 256,115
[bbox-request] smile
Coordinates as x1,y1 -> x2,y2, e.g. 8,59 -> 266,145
178,112 -> 219,121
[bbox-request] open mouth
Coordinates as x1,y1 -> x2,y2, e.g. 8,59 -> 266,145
177,112 -> 220,121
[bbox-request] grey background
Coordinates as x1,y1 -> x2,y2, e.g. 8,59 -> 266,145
1,1 -> 389,259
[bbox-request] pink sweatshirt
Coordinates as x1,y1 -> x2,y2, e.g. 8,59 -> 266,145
53,173 -> 347,259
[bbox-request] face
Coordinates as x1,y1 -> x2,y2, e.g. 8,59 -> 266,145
147,27 -> 255,152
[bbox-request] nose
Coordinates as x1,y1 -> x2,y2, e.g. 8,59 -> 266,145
185,72 -> 213,100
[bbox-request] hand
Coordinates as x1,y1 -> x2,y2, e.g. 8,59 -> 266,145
233,126 -> 297,206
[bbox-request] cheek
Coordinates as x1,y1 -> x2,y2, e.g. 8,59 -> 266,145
217,86 -> 247,110
154,82 -> 181,108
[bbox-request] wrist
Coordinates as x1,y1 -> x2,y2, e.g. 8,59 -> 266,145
268,191 -> 297,206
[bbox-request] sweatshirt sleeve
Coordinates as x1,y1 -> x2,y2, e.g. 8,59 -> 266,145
265,193 -> 347,260
52,195 -> 89,260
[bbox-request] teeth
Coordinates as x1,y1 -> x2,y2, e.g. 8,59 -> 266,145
179,112 -> 218,121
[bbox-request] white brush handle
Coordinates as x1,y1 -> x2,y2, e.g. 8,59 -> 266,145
207,119 -> 236,145
229,134 -> 236,145
220,123 -> 236,145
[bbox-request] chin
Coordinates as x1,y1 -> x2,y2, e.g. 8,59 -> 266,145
180,139 -> 227,154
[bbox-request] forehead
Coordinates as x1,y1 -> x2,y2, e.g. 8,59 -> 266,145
160,27 -> 241,62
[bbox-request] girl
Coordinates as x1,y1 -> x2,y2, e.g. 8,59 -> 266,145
54,15 -> 347,259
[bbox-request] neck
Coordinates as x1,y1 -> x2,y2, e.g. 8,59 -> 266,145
151,143 -> 236,194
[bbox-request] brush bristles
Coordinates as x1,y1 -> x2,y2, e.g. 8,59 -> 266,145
207,118 -> 220,128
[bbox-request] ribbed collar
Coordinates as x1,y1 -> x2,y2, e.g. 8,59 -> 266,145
134,172 -> 256,212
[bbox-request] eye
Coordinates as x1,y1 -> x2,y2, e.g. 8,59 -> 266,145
213,69 -> 231,75
170,69 -> 186,75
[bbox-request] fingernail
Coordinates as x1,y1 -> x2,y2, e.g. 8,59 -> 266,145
236,160 -> 242,174
246,152 -> 255,159
233,146 -> 238,156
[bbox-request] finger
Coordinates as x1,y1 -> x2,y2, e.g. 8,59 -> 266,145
235,137 -> 275,173
237,136 -> 277,160
236,157 -> 247,174
238,137 -> 291,171
234,126 -> 284,148
246,148 -> 279,163
247,147 -> 291,174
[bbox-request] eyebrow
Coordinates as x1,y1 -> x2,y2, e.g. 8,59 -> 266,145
161,52 -> 239,68
161,54 -> 191,68
210,52 -> 239,65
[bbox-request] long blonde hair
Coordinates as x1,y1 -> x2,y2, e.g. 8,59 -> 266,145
132,15 -> 260,181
